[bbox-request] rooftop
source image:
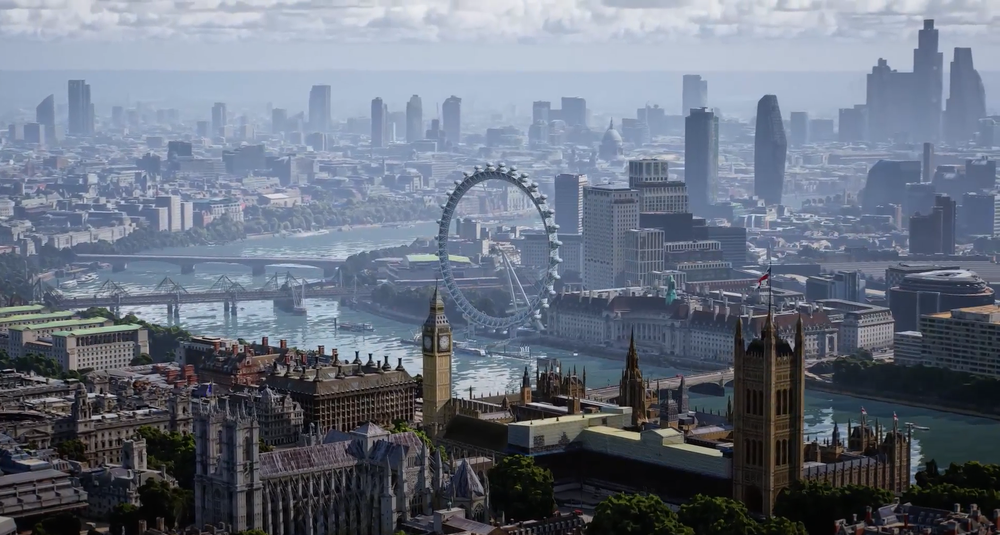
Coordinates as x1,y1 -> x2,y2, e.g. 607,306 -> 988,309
406,253 -> 471,264
0,305 -> 46,316
8,318 -> 109,332
50,324 -> 143,337
0,311 -> 75,323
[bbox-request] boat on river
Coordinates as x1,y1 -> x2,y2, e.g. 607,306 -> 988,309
338,322 -> 374,333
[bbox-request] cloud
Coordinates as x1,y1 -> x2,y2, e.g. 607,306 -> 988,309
0,0 -> 996,44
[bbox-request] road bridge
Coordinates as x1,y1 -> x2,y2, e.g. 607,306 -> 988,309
74,253 -> 348,277
587,369 -> 734,402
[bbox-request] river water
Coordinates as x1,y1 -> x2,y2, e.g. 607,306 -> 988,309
59,222 -> 1000,473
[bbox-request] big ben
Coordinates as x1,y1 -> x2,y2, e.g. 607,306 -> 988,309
422,287 -> 452,438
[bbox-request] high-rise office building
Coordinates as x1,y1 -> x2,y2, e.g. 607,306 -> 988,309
909,194 -> 955,255
211,103 -> 227,136
684,108 -> 719,215
628,159 -> 688,214
913,19 -> 944,143
561,97 -> 587,128
862,160 -> 922,213
308,85 -> 331,132
944,48 -> 986,146
442,96 -> 462,146
789,112 -> 809,147
67,80 -> 94,136
753,95 -> 788,207
271,108 -> 287,134
155,195 -> 182,233
681,75 -> 708,116
406,95 -> 423,143
554,173 -> 588,234
532,101 -> 551,125
838,106 -> 867,142
370,97 -> 388,149
36,94 -> 56,143
582,185 -> 639,290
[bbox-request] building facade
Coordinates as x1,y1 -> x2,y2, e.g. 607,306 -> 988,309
582,185 -> 640,289
753,95 -> 788,207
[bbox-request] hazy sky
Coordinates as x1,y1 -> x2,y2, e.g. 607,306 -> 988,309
0,0 -> 998,71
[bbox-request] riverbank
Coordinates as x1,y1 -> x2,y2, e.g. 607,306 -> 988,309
806,379 -> 1000,422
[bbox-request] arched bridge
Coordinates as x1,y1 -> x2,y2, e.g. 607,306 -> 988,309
587,369 -> 735,403
74,253 -> 348,277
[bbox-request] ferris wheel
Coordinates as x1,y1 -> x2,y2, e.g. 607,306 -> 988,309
436,163 -> 561,330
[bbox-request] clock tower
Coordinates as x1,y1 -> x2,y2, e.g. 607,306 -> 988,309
421,286 -> 452,438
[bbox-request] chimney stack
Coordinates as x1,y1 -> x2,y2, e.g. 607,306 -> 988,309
280,339 -> 287,349
262,336 -> 269,347
156,517 -> 165,531
318,345 -> 325,356
138,520 -> 147,534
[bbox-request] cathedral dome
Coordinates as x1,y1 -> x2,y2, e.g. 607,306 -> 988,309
602,119 -> 623,145
599,119 -> 624,162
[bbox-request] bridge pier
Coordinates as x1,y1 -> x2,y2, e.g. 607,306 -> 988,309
167,303 -> 180,319
111,262 -> 128,273
252,265 -> 267,277
224,300 -> 238,316
180,263 -> 196,275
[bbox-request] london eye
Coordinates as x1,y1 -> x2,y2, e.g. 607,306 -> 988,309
436,163 -> 561,330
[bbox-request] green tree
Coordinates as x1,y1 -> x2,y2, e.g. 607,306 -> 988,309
773,481 -> 892,535
487,455 -> 556,522
757,517 -> 809,535
136,426 -> 196,490
677,495 -> 758,535
130,353 -> 153,366
31,513 -> 81,535
55,438 -> 88,462
109,503 -> 140,535
138,479 -> 192,528
588,493 -> 693,535
390,420 -> 446,461
259,439 -> 275,453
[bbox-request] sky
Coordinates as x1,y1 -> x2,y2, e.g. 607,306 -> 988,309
0,0 -> 998,71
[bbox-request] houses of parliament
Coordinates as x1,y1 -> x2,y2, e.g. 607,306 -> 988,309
422,289 -> 913,515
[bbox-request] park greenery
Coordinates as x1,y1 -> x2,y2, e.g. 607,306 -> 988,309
109,480 -> 193,535
487,455 -> 556,522
772,481 -> 892,535
339,242 -> 432,287
371,284 -> 510,323
81,307 -> 191,363
390,420 -> 447,461
72,216 -> 245,255
905,460 -> 1000,513
54,438 -> 88,462
0,350 -> 90,381
30,512 -> 81,535
831,357 -> 1000,414
242,197 -> 440,235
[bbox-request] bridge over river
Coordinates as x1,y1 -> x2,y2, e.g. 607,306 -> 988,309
587,369 -> 735,402
74,253 -> 347,277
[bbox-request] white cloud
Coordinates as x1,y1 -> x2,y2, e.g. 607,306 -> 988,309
0,0 -> 996,44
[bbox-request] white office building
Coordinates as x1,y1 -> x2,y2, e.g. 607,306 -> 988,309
582,185 -> 639,289
627,159 -> 688,213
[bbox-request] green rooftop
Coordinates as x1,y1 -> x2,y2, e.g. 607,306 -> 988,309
0,305 -> 46,317
51,324 -> 143,337
406,253 -> 472,264
1,311 -> 76,324
8,318 -> 110,332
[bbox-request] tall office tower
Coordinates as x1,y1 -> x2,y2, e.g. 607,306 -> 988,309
532,101 -> 551,125
681,75 -> 708,116
211,103 -> 227,136
684,108 -> 719,215
582,185 -> 639,290
67,80 -> 94,136
732,317 -> 806,515
111,106 -> 125,128
937,194 -> 956,255
554,173 -> 588,234
271,108 -> 287,134
406,95 -> 423,142
862,160 -> 922,213
628,159 -> 687,213
789,112 -> 809,147
196,121 -> 210,138
922,143 -> 934,183
913,19 -> 944,143
442,96 -> 462,146
944,48 -> 987,146
753,95 -> 788,207
36,94 -> 56,142
155,195 -> 182,233
370,97 -> 389,148
561,97 -> 587,127
838,106 -> 867,142
308,85 -> 332,132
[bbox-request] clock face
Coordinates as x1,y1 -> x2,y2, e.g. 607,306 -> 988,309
423,336 -> 433,350
438,335 -> 451,351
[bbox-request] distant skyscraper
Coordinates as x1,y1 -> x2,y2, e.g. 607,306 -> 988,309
582,185 -> 639,289
682,75 -> 708,116
371,97 -> 388,148
838,106 -> 867,142
753,95 -> 788,207
789,112 -> 809,147
913,19 -> 944,143
308,85 -> 331,132
561,97 -> 587,128
67,80 -> 93,136
944,48 -> 986,146
211,103 -> 227,136
271,108 -> 287,134
685,107 -> 719,215
554,173 -> 588,234
442,96 -> 462,146
629,159 -> 688,213
406,95 -> 423,142
532,101 -> 551,125
36,94 -> 56,142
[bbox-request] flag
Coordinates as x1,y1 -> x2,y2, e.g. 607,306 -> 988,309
861,406 -> 867,416
756,267 -> 772,290
893,412 -> 898,422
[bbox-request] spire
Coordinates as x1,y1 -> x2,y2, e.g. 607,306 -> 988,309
832,421 -> 841,446
424,282 -> 448,330
521,366 -> 530,389
626,329 -> 638,370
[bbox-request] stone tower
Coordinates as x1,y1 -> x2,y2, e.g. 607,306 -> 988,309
618,331 -> 648,428
193,401 -> 263,531
122,438 -> 147,471
732,314 -> 805,515
422,286 -> 452,439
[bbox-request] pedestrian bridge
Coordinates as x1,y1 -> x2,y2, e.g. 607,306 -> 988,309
74,253 -> 347,277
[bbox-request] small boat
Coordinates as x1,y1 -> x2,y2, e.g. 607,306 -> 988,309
338,322 -> 374,333
78,273 -> 99,284
59,279 -> 78,289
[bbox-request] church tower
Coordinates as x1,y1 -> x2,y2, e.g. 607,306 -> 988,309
618,331 -> 648,428
732,315 -> 806,515
422,286 -> 452,439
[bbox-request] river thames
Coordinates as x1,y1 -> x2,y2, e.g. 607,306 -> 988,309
59,222 -> 1000,474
